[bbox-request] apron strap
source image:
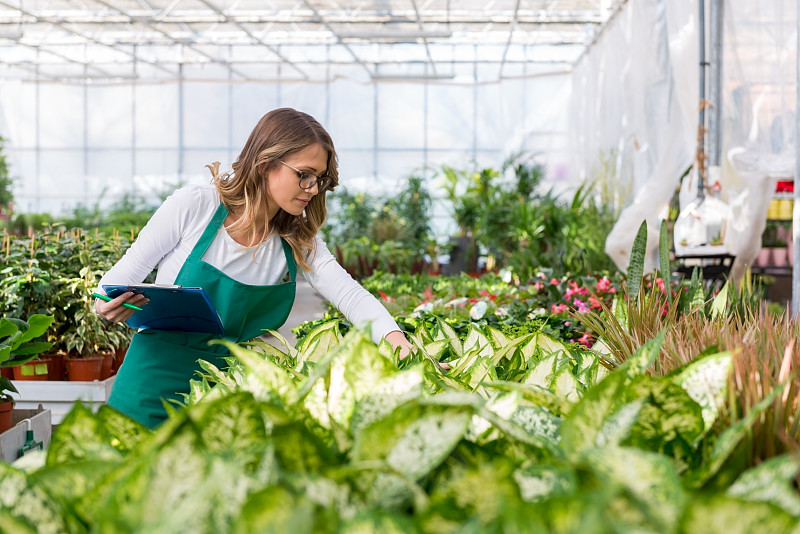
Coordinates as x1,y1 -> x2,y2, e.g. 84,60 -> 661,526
189,201 -> 297,282
187,202 -> 229,262
280,237 -> 297,282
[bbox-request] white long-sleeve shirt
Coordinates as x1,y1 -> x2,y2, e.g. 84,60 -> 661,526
97,184 -> 400,343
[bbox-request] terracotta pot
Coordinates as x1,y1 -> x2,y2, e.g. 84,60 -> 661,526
12,358 -> 51,381
113,345 -> 128,373
0,367 -> 12,379
0,400 -> 12,434
100,351 -> 114,380
65,356 -> 104,382
47,353 -> 66,381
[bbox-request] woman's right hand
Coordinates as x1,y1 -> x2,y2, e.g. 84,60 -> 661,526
94,291 -> 149,323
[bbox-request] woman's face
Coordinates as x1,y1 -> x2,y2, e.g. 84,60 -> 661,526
265,143 -> 328,219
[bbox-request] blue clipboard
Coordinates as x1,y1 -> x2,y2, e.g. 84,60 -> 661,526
103,284 -> 224,335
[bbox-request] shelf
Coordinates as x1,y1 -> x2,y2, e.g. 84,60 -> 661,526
10,376 -> 116,425
751,265 -> 793,276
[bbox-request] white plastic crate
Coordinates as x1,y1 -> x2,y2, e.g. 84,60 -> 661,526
11,376 -> 116,425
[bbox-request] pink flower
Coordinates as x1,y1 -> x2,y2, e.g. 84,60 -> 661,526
655,278 -> 666,294
577,333 -> 592,348
532,281 -> 544,291
550,278 -> 560,286
596,277 -> 612,293
589,295 -> 603,310
564,282 -> 578,300
573,298 -> 590,314
551,303 -> 569,314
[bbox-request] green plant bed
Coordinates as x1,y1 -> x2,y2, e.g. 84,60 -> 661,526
2,321 -> 798,532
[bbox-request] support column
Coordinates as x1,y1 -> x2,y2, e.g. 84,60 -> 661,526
708,0 -> 723,168
793,0 -> 800,314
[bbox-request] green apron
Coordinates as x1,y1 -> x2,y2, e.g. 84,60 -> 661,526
108,203 -> 297,428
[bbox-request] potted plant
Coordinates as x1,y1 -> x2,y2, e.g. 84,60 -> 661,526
60,284 -> 127,381
0,314 -> 55,379
0,313 -> 54,431
51,246 -> 126,381
0,376 -> 17,433
439,165 -> 490,274
760,221 -> 790,267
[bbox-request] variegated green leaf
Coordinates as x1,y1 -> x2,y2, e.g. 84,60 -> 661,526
726,455 -> 800,517
674,352 -> 732,435
627,220 -> 648,301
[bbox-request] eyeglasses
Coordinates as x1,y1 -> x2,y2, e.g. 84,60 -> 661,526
279,161 -> 331,192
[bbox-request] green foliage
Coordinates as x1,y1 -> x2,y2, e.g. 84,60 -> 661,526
2,322 -> 798,532
385,174 -> 432,255
0,314 -> 54,368
438,156 -> 619,279
324,175 -> 435,280
0,135 -> 13,216
0,227 -> 137,355
627,220 -> 648,301
323,188 -> 379,244
2,187 -> 168,236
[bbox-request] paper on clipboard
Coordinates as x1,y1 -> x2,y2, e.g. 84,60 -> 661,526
103,284 -> 224,335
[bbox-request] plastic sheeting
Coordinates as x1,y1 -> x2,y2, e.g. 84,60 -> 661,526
721,0 -> 797,281
571,0 -> 698,273
573,0 -> 798,281
0,70 -> 572,232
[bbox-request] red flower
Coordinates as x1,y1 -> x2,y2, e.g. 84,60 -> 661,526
378,290 -> 393,302
595,277 -> 612,293
577,333 -> 592,348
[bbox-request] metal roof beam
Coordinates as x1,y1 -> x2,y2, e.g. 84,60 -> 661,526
89,0 -> 252,80
299,0 -> 375,80
0,12 -> 604,25
0,0 -> 177,77
408,0 -> 436,76
194,0 -> 309,80
498,0 -> 521,77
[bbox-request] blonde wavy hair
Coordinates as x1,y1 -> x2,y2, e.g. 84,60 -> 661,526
206,108 -> 339,271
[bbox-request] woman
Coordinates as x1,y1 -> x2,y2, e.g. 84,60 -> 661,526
95,108 -> 413,428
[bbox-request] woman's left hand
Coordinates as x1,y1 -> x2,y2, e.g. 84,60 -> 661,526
384,330 -> 415,360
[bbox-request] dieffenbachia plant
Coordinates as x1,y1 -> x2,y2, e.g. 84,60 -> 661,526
0,321 -> 797,533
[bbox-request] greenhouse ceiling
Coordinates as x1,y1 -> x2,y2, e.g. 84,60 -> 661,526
0,0 -> 623,83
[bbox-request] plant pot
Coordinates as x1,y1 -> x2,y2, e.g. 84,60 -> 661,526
12,358 -> 51,381
0,400 -> 12,434
65,356 -> 104,382
47,353 -> 66,381
771,247 -> 788,267
0,367 -> 12,379
100,351 -> 115,380
756,247 -> 771,267
113,345 -> 128,373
